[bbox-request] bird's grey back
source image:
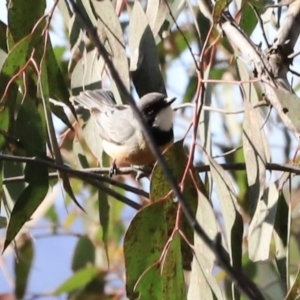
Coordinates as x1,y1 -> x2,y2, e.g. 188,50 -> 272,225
72,90 -> 136,145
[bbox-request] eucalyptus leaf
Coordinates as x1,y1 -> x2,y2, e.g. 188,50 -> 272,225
129,1 -> 166,96
7,0 -> 45,42
188,189 -> 224,300
53,267 -> 100,295
14,235 -> 34,299
208,157 -> 243,300
273,88 -> 300,135
92,0 -> 130,91
3,180 -> 48,252
72,235 -> 96,271
71,48 -> 103,94
248,184 -> 279,262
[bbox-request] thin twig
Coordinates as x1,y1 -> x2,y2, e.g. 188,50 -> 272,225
2,155 -> 148,198
164,0 -> 199,70
249,3 -> 270,48
195,162 -> 300,175
0,154 -> 142,210
4,161 -> 300,181
173,101 -> 268,114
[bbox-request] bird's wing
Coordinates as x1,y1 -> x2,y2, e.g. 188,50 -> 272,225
71,90 -> 118,109
90,106 -> 135,145
72,90 -> 134,144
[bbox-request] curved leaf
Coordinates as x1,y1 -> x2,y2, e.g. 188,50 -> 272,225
129,1 -> 166,96
146,0 -> 185,41
124,199 -> 185,300
0,21 -> 8,52
92,0 -> 130,91
53,266 -> 100,295
285,266 -> 300,300
98,189 -> 110,262
274,191 -> 290,292
7,0 -> 45,43
273,89 -> 300,134
188,181 -> 224,300
71,48 -> 103,94
14,235 -> 34,299
248,184 -> 279,262
72,235 -> 95,271
208,157 -> 243,300
151,141 -> 197,270
3,179 -> 48,251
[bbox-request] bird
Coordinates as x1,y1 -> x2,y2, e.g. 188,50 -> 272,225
72,89 -> 176,168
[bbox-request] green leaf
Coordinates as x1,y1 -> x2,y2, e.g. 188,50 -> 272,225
213,0 -> 232,23
274,191 -> 290,292
150,141 -> 197,270
0,33 -> 40,99
53,266 -> 100,295
124,200 -> 185,300
0,29 -> 44,150
39,59 -> 83,211
125,141 -> 194,299
0,21 -> 8,52
150,141 -> 186,198
14,235 -> 34,299
14,96 -> 46,157
72,235 -> 95,271
5,20 -> 74,128
44,205 -> 59,232
136,232 -> 186,300
239,4 -> 258,36
3,179 -> 48,251
7,0 -> 46,43
129,1 -> 166,97
161,233 -> 185,296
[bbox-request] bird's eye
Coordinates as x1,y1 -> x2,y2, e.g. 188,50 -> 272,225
146,109 -> 154,115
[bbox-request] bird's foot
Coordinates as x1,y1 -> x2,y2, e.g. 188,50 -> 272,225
109,160 -> 118,177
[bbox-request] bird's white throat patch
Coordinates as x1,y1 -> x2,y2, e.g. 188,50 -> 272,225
153,106 -> 173,131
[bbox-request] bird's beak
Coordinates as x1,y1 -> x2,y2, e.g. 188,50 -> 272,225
166,97 -> 176,106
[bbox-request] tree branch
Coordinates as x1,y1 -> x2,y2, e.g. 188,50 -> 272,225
0,153 -> 142,210
220,4 -> 300,138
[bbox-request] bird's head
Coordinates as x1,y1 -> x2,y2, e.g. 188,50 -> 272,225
138,93 -> 176,131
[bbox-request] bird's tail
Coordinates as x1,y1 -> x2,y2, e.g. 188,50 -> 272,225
71,90 -> 117,109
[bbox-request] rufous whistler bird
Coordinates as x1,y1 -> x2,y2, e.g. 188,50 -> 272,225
72,90 -> 176,169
